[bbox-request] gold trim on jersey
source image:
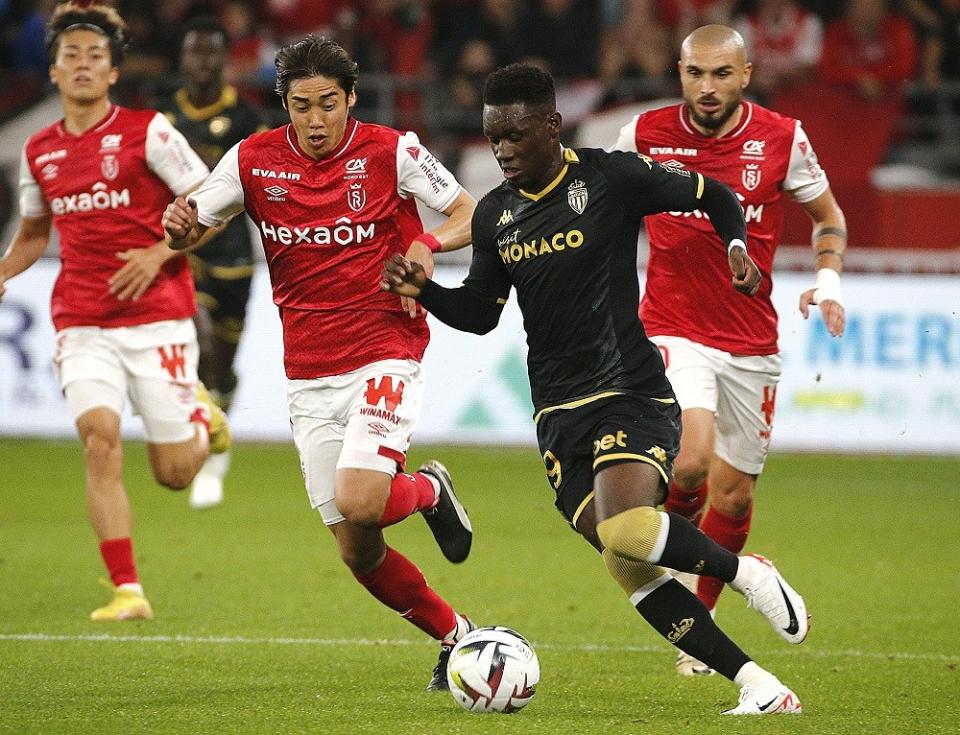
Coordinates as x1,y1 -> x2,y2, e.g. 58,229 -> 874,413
593,453 -> 669,484
175,85 -> 238,121
571,490 -> 595,527
652,397 -> 676,404
519,150 -> 579,202
695,172 -> 704,199
533,391 -> 624,425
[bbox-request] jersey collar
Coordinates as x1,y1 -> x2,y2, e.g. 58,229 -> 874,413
679,101 -> 753,140
519,147 -> 579,201
56,103 -> 119,138
175,85 -> 238,121
285,117 -> 359,163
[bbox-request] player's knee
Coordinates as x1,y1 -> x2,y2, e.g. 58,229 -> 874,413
672,452 -> 710,489
82,431 -> 121,469
338,542 -> 382,575
335,474 -> 389,527
596,506 -> 664,563
154,463 -> 193,491
601,548 -> 667,596
711,488 -> 753,518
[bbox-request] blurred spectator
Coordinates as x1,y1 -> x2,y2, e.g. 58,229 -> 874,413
902,0 -> 960,89
601,0 -> 675,105
734,0 -> 823,102
819,0 -> 917,101
264,0 -> 354,40
658,0 -> 737,45
221,0 -> 278,102
9,0 -> 56,80
520,0 -> 603,79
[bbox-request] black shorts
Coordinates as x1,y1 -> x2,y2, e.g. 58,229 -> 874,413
535,392 -> 681,524
192,258 -> 254,335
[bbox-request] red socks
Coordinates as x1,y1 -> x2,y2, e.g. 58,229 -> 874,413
377,471 -> 437,528
664,481 -> 708,526
354,546 -> 456,640
697,504 -> 752,610
99,537 -> 139,587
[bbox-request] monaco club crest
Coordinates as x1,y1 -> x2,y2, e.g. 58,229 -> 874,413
567,179 -> 588,214
347,182 -> 366,212
101,154 -> 119,181
742,163 -> 761,191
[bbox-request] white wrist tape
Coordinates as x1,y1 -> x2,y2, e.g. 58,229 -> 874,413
727,238 -> 747,255
813,267 -> 843,306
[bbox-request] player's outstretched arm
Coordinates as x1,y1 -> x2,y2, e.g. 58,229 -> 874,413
0,215 -> 52,302
797,188 -> 846,337
381,253 -> 504,335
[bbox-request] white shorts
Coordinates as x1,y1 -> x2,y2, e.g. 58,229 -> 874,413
652,335 -> 781,475
53,319 -> 199,444
288,358 -> 424,526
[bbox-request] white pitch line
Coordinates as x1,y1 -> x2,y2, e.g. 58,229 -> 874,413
0,633 -> 956,663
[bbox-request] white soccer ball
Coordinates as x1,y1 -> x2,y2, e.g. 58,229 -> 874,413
446,626 -> 540,713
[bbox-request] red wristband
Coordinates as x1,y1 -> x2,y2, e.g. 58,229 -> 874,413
416,232 -> 443,253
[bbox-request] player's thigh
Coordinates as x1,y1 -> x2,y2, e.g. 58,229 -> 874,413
537,394 -> 680,529
714,353 -> 782,475
55,327 -> 128,417
651,336 -> 721,413
119,320 -> 201,447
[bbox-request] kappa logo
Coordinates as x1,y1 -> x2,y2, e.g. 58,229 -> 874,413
264,185 -> 288,200
497,209 -> 514,226
100,134 -> 122,150
567,178 -> 588,215
345,157 -> 367,173
646,445 -> 667,464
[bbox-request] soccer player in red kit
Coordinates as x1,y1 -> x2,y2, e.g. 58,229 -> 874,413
0,2 -> 229,622
162,36 -> 477,690
611,24 -> 847,676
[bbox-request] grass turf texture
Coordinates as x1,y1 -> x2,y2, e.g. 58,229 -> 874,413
0,439 -> 957,734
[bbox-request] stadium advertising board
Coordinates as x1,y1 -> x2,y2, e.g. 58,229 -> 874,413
1,263 -> 958,453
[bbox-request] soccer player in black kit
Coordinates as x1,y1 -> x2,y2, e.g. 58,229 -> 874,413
382,64 -> 809,715
157,16 -> 268,509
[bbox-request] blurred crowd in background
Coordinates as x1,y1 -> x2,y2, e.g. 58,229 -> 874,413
1,1 -> 959,245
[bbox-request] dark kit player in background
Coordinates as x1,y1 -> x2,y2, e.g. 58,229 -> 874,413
156,15 -> 269,510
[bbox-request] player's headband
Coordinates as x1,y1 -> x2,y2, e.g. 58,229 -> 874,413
60,22 -> 109,37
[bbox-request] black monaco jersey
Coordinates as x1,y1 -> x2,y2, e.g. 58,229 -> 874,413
467,147 -> 717,412
158,85 -> 267,268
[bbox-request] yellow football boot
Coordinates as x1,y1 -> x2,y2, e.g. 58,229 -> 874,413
90,586 -> 153,622
195,382 -> 231,454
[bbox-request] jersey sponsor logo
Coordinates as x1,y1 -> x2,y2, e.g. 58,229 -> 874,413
347,182 -> 367,212
41,163 -> 59,181
649,146 -> 697,156
99,134 -> 122,151
742,163 -> 761,191
364,376 -> 405,412
741,139 -> 765,157
50,182 -> 131,215
567,179 -> 588,215
499,229 -> 584,264
497,209 -> 514,226
251,167 -> 302,181
798,141 -> 808,156
158,131 -> 170,144
101,154 -> 119,181
157,344 -> 187,380
668,192 -> 764,224
405,146 -> 420,161
34,149 -> 67,166
258,215 -> 375,246
345,157 -> 367,173
412,149 -> 451,195
264,185 -> 288,201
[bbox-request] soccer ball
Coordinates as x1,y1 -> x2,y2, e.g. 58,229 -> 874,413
446,626 -> 540,713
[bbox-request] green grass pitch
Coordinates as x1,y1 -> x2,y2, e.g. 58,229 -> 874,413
1,439 -> 958,734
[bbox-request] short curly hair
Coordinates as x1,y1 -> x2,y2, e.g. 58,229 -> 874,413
46,2 -> 128,66
483,64 -> 556,109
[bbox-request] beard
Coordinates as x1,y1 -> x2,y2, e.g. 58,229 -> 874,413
690,96 -> 741,131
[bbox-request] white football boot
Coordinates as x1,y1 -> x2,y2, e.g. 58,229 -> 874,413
722,682 -> 802,715
729,554 -> 809,644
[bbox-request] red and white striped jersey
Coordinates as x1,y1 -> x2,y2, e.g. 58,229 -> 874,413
192,119 -> 463,378
612,101 -> 829,355
19,105 -> 208,331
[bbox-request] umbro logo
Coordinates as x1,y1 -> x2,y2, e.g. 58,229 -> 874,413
264,185 -> 288,200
